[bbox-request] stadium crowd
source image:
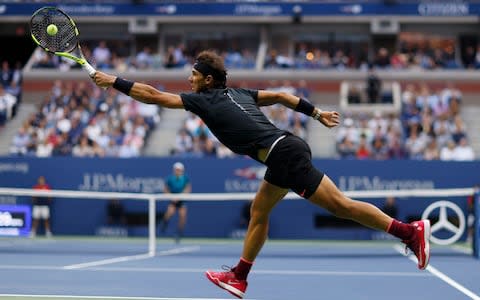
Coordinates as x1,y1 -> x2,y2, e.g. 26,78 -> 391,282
0,60 -> 22,128
12,77 -> 475,161
30,36 -> 480,72
22,38 -> 477,160
267,41 -> 476,70
31,41 -> 256,72
10,80 -> 160,157
335,82 -> 475,161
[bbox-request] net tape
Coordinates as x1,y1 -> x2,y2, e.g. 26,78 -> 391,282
0,187 -> 474,201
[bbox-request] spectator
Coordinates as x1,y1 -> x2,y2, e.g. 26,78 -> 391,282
365,66 -> 382,103
30,176 -> 53,238
452,137 -> 475,161
172,127 -> 194,156
92,41 -> 112,69
135,46 -> 154,70
164,46 -> 178,69
106,199 -> 127,226
337,136 -> 357,159
10,127 -> 30,156
356,135 -> 371,159
336,118 -> 359,145
440,140 -> 457,161
405,123 -> 427,160
0,84 -> 17,126
451,116 -> 467,145
387,136 -> 407,159
370,136 -> 389,160
0,60 -> 12,87
423,139 -> 440,161
72,136 -> 94,157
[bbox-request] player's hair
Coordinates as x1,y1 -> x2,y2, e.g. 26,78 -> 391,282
195,50 -> 227,88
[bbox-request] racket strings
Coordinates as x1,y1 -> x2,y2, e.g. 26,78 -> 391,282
31,9 -> 78,53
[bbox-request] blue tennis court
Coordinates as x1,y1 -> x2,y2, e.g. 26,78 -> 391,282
0,237 -> 478,300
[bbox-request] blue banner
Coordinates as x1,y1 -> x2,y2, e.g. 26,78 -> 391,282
0,204 -> 31,237
0,157 -> 477,238
1,2 -> 478,17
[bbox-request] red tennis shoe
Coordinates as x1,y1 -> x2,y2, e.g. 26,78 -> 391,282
205,268 -> 248,299
403,220 -> 431,270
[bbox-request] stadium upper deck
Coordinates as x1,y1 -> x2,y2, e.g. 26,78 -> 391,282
2,1 -> 480,87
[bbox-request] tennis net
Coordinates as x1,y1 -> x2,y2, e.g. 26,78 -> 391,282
0,186 -> 477,258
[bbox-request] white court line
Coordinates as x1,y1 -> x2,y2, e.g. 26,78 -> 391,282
63,246 -> 200,270
0,295 -> 255,300
0,264 -> 429,277
393,244 -> 480,300
63,253 -> 153,270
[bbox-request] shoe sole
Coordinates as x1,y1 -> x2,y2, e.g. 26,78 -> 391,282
419,220 -> 431,270
205,271 -> 244,299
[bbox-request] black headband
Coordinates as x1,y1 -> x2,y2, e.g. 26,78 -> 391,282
193,61 -> 226,83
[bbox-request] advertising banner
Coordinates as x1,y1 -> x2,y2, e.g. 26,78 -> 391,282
0,2 -> 478,17
0,157 -> 477,238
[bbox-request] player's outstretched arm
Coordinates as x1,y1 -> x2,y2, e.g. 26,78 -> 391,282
257,90 -> 340,129
93,71 -> 184,109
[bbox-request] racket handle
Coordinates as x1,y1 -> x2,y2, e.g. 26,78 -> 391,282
83,61 -> 97,78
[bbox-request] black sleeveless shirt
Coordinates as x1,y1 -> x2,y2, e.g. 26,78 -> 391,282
180,88 -> 288,162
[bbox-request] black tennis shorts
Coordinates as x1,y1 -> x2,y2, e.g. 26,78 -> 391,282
170,200 -> 185,208
264,135 -> 324,199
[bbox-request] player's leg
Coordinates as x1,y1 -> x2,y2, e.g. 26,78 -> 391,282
206,180 -> 288,299
30,206 -> 40,237
160,203 -> 176,233
309,175 -> 392,230
30,219 -> 39,237
176,205 -> 187,242
309,174 -> 430,269
241,180 -> 288,261
43,206 -> 52,237
178,205 -> 187,231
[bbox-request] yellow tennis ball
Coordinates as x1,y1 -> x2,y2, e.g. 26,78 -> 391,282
46,24 -> 58,36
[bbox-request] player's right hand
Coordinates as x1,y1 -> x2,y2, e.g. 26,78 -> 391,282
93,71 -> 116,89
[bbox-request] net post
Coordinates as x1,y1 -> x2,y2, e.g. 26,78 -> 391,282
148,196 -> 156,256
474,191 -> 479,259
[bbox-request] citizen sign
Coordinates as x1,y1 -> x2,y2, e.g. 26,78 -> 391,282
418,3 -> 469,16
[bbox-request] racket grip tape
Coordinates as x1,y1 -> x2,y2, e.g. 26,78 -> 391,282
83,62 -> 97,78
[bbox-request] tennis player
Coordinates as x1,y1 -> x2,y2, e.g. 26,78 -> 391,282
160,161 -> 191,243
93,50 -> 430,299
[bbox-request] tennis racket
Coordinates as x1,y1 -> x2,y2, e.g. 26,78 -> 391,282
30,6 -> 96,77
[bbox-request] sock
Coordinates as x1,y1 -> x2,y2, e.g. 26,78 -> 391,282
387,219 -> 415,240
234,257 -> 253,280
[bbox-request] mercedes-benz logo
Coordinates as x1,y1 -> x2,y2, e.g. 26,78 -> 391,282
421,200 -> 466,245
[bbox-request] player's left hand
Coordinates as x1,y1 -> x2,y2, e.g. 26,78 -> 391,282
318,110 -> 340,128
